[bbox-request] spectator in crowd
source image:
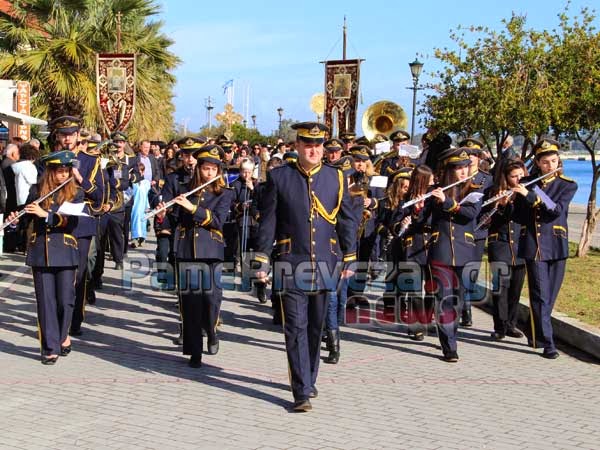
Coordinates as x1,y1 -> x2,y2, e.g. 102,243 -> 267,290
2,143 -> 20,252
12,143 -> 39,206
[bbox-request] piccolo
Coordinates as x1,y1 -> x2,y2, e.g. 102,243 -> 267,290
142,175 -> 221,221
481,167 -> 561,208
1,177 -> 74,231
402,173 -> 476,209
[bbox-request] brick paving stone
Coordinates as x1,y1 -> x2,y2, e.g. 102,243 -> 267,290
1,235 -> 600,450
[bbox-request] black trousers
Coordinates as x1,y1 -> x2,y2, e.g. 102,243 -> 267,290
156,232 -> 175,283
92,214 -> 109,284
106,211 -> 125,264
400,264 -> 434,334
491,263 -> 526,334
223,222 -> 238,264
281,288 -> 328,401
93,212 -> 125,282
32,267 -> 76,356
429,264 -> 464,355
71,237 -> 92,332
348,233 -> 377,296
178,260 -> 222,356
523,259 -> 566,352
123,205 -> 132,255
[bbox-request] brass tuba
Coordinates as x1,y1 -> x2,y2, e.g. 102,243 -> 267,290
361,101 -> 408,142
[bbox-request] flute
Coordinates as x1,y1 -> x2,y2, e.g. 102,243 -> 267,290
1,177 -> 74,231
481,167 -> 561,208
142,175 -> 221,221
402,173 -> 476,209
475,167 -> 562,231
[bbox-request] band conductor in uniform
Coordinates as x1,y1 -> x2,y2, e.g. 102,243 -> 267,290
255,122 -> 359,412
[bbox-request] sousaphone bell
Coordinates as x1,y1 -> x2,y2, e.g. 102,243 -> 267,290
361,101 -> 408,142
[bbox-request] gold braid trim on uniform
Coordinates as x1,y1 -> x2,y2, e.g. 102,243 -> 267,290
200,209 -> 211,227
310,169 -> 344,225
445,199 -> 460,213
87,158 -> 104,213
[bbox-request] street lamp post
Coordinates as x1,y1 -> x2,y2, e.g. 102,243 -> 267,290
408,57 -> 424,144
277,107 -> 283,136
251,114 -> 256,129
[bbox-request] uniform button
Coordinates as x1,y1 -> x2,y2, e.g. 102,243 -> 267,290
47,238 -> 51,241
510,230 -> 514,233
451,226 -> 455,231
312,254 -> 316,258
312,228 -> 316,232
195,233 -> 199,237
537,233 -> 541,236
451,237 -> 454,240
200,197 -> 204,201
510,240 -> 514,244
312,191 -> 315,195
312,241 -> 316,245
309,178 -> 313,183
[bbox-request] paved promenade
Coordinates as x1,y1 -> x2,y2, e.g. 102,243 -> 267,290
1,239 -> 599,450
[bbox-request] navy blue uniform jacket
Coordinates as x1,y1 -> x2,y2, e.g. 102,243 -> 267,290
255,162 -> 359,290
174,186 -> 234,261
515,174 -> 577,262
425,188 -> 482,267
25,186 -> 84,268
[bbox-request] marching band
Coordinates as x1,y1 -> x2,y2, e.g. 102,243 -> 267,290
1,117 -> 578,411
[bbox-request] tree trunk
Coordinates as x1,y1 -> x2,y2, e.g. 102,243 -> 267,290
576,170 -> 600,257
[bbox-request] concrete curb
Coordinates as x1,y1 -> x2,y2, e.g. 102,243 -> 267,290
477,296 -> 600,361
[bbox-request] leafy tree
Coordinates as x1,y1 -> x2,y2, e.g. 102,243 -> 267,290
424,14 -> 556,159
548,7 -> 600,256
423,6 -> 600,257
0,0 -> 179,141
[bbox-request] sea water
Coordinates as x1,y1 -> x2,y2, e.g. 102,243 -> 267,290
562,160 -> 598,205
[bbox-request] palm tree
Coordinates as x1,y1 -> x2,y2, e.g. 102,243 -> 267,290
0,0 -> 180,141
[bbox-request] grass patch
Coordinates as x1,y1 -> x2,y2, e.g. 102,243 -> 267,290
554,243 -> 600,327
483,243 -> 600,328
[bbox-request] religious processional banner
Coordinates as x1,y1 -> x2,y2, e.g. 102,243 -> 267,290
96,53 -> 136,132
324,59 -> 361,137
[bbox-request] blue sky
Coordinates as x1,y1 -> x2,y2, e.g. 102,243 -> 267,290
158,0 -> 597,137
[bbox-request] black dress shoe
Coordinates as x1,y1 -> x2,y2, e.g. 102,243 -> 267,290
443,351 -> 459,363
272,315 -> 282,326
542,350 -> 560,359
60,345 -> 72,356
309,386 -> 318,399
188,355 -> 202,368
172,333 -> 183,346
506,328 -> 524,338
69,328 -> 82,337
41,356 -> 58,365
114,262 -> 124,270
459,317 -> 473,327
410,332 -> 425,341
490,332 -> 505,341
256,285 -> 267,304
292,399 -> 312,412
207,339 -> 219,355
